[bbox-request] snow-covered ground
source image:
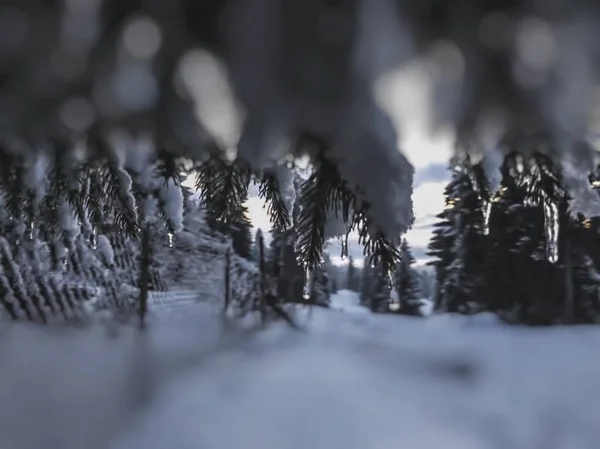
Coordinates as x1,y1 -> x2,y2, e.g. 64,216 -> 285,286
328,289 -> 370,314
3,291 -> 600,449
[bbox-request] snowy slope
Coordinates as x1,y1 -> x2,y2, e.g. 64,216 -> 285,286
3,298 -> 600,449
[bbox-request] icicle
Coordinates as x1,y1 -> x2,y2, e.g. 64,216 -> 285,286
385,268 -> 394,290
168,232 -> 174,248
543,199 -> 560,263
482,200 -> 492,235
303,268 -> 312,300
92,227 -> 98,250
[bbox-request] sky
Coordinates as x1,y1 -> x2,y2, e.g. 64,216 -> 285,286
245,62 -> 454,266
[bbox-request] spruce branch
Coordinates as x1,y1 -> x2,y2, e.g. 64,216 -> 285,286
195,152 -> 251,223
295,155 -> 336,271
295,140 -> 402,275
155,149 -> 184,184
103,164 -> 140,238
47,147 -> 88,226
257,172 -> 291,233
83,163 -> 107,232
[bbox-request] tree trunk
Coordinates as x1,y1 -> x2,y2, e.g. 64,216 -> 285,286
138,223 -> 151,329
223,246 -> 231,316
258,234 -> 266,325
564,233 -> 574,323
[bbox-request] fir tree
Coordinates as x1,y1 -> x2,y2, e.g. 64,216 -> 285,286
415,267 -> 436,302
426,210 -> 453,309
563,219 -> 600,323
227,204 -> 253,259
253,228 -> 264,261
428,159 -> 488,314
346,256 -> 358,291
310,266 -> 330,307
322,253 -> 339,294
331,277 -> 339,294
477,151 -> 600,325
368,261 -> 391,313
360,264 -> 372,306
484,152 -> 566,324
394,239 -> 422,316
269,228 -> 305,302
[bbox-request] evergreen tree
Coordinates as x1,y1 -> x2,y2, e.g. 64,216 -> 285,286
322,253 -> 339,294
331,276 -> 339,294
253,228 -> 264,261
310,266 -> 331,307
368,261 -> 391,313
181,185 -> 198,215
428,159 -> 488,314
269,228 -> 305,302
228,204 -> 253,259
394,239 -> 422,316
255,227 -> 267,322
426,210 -> 453,309
415,267 -> 436,301
482,152 -> 571,324
475,151 -> 600,324
346,256 -> 358,291
563,219 -> 600,323
360,264 -> 372,306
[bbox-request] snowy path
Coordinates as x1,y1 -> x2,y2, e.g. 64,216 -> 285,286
113,292 -> 600,449
3,291 -> 600,449
328,288 -> 371,314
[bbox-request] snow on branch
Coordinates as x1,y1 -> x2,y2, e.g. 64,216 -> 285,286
329,99 -> 414,244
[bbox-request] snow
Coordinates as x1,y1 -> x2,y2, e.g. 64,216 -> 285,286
107,136 -> 138,221
330,97 -> 415,243
0,294 -> 250,449
480,148 -> 504,195
97,234 -> 115,266
26,151 -> 50,202
420,297 -> 435,316
158,179 -> 184,232
111,308 -> 600,449
3,297 -> 600,449
329,289 -> 370,314
324,211 -> 350,240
